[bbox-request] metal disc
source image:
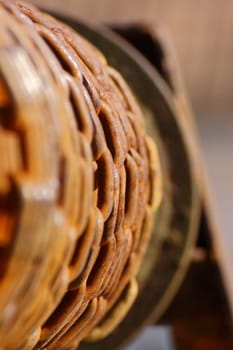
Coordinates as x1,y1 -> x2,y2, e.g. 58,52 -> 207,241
52,15 -> 201,350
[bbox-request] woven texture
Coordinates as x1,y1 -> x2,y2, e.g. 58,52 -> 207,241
0,1 -> 162,349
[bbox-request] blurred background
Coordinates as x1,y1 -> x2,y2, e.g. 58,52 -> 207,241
30,1 -> 233,349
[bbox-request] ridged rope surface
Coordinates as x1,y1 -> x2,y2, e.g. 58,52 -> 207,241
0,1 -> 162,349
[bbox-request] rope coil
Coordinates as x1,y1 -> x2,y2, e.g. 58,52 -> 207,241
0,1 -> 162,349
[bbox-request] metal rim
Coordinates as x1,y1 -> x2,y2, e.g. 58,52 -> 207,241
50,14 -> 201,350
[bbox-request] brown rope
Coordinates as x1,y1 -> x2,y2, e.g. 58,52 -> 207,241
0,1 -> 162,349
